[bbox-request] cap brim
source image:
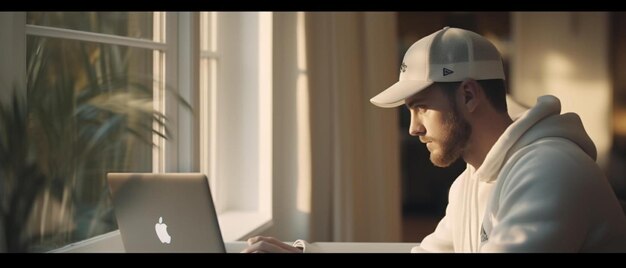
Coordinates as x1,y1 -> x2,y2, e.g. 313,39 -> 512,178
370,80 -> 434,108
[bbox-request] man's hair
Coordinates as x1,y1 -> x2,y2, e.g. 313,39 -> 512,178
436,79 -> 508,113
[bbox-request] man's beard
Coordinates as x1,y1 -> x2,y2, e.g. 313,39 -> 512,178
429,103 -> 472,167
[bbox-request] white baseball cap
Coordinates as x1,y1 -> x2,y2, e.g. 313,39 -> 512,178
370,27 -> 505,108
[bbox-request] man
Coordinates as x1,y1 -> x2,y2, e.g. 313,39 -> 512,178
243,27 -> 626,253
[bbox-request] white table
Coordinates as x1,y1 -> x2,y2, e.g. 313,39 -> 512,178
227,241 -> 416,253
51,230 -> 417,253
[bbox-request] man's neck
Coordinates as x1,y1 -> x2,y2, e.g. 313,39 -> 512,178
464,113 -> 513,170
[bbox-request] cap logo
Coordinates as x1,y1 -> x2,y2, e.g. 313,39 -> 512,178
443,68 -> 454,76
400,62 -> 407,73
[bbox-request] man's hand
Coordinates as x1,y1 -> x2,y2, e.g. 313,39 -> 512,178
241,236 -> 303,253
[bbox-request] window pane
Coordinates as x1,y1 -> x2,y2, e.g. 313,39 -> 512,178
22,36 -> 156,252
27,12 -> 154,41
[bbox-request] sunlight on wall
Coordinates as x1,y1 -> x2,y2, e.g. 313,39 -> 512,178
296,12 -> 312,213
543,52 -> 611,167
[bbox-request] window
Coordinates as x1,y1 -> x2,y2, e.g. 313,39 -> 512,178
1,12 -> 273,252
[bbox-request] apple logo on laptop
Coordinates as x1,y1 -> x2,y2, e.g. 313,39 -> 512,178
155,217 -> 172,244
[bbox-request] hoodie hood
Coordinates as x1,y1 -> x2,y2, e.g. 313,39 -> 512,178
476,95 -> 597,183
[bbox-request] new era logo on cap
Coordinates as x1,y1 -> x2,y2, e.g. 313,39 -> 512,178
443,68 -> 454,76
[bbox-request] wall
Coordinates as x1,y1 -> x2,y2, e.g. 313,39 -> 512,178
259,12 -> 311,241
511,12 -> 611,168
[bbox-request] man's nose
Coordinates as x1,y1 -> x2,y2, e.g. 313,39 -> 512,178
409,114 -> 425,137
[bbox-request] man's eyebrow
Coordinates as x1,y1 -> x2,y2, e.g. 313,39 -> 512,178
405,96 -> 423,109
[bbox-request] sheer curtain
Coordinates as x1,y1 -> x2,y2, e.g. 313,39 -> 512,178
254,12 -> 401,243
305,12 -> 401,242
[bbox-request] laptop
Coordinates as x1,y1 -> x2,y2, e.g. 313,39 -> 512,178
107,173 -> 226,253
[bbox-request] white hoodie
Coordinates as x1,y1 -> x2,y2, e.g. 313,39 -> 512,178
412,95 -> 626,252
294,95 -> 626,253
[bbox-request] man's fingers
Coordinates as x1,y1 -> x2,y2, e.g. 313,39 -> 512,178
242,236 -> 302,253
246,236 -> 261,246
241,239 -> 285,253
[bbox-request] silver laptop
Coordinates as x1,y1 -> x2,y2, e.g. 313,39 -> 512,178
107,173 -> 226,253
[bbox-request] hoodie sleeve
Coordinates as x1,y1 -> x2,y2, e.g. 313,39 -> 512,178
412,211 -> 454,252
480,141 -> 592,252
412,170 -> 469,253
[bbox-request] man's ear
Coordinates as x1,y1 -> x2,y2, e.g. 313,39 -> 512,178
459,79 -> 481,113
